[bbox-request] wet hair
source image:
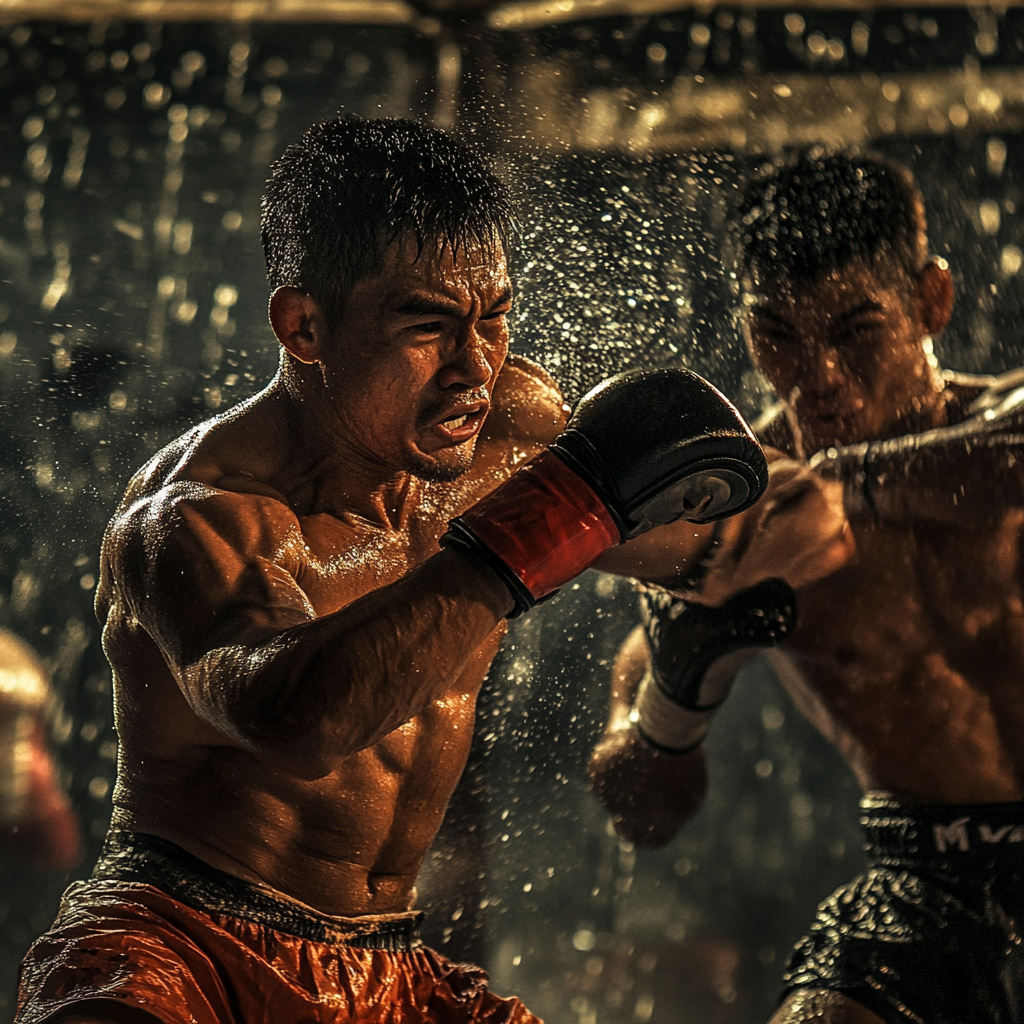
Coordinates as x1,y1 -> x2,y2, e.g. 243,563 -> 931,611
261,117 -> 515,327
735,150 -> 929,289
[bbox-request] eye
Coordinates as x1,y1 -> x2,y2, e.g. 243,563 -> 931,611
411,321 -> 444,335
839,319 -> 884,341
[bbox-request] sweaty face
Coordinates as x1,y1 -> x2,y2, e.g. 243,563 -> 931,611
324,238 -> 512,482
745,260 -> 939,451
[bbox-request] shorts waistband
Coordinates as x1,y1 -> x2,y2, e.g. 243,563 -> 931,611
860,792 -> 1024,864
92,828 -> 423,949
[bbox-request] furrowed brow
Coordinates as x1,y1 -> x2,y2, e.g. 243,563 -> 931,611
833,300 -> 885,326
394,294 -> 464,318
395,288 -> 513,318
489,288 -> 513,309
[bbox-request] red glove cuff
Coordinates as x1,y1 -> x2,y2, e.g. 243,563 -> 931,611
454,450 -> 621,602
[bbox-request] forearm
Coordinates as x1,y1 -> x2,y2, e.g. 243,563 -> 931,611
192,548 -> 511,776
589,626 -> 708,846
593,577 -> 794,845
593,519 -> 721,593
817,424 -> 1024,527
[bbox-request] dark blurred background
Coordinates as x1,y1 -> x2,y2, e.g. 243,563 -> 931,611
0,2 -> 1022,1021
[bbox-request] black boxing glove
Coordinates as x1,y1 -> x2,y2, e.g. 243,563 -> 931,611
440,368 -> 768,617
631,578 -> 797,753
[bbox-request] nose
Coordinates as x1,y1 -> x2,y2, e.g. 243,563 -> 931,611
437,325 -> 493,391
800,343 -> 846,398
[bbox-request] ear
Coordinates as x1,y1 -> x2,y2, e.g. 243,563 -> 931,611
268,286 -> 328,365
915,258 -> 954,337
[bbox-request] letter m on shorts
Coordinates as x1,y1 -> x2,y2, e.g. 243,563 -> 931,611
933,816 -> 970,853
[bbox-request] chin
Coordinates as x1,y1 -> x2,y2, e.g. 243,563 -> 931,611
410,448 -> 475,483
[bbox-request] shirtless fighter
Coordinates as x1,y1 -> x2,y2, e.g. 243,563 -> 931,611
590,150 -> 1024,1024
15,117 -> 768,1024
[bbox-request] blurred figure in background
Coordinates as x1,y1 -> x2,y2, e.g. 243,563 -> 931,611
0,629 -> 81,871
591,151 -> 1024,1024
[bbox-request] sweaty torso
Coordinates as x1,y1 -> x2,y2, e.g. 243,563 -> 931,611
98,356 -> 563,916
762,378 -> 1024,804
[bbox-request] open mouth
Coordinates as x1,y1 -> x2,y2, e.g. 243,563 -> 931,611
431,405 -> 487,444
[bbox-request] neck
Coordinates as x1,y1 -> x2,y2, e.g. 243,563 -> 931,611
265,368 -> 417,528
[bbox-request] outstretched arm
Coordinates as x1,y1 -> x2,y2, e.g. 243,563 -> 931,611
813,408 -> 1024,529
589,626 -> 708,848
598,451 -> 853,606
105,361 -> 765,782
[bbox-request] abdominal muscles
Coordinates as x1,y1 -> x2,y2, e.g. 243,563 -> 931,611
773,520 -> 1024,804
114,687 -> 480,917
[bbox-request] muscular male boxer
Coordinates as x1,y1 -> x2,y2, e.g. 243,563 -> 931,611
590,151 -> 1024,1024
16,118 -> 767,1024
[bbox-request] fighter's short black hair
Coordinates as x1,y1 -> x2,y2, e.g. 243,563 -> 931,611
261,117 -> 515,326
735,150 -> 928,287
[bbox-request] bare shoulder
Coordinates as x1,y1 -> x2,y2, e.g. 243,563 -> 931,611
98,422 -> 304,628
119,393 -> 292,507
484,353 -> 569,448
106,417 -> 298,556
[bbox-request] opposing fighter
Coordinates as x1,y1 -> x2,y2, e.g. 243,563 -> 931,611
16,117 -> 766,1024
590,151 -> 1024,1024
0,629 -> 80,870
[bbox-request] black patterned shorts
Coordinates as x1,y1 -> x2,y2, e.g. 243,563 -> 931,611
783,793 -> 1024,1024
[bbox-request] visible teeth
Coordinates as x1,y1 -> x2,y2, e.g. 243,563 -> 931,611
445,415 -> 468,429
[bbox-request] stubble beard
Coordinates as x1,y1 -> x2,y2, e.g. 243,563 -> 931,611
409,442 -> 477,483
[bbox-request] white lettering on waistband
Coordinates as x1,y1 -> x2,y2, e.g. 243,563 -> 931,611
980,824 -> 1012,844
934,817 -> 970,853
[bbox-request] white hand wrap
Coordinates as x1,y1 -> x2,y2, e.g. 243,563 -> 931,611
631,649 -> 758,753
631,664 -> 714,753
630,579 -> 797,755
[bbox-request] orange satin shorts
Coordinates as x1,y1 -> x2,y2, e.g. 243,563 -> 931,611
17,831 -> 541,1024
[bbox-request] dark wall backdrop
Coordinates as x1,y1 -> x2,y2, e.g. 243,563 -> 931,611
0,11 -> 1022,1023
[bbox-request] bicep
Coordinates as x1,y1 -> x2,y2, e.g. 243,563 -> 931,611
112,486 -> 315,682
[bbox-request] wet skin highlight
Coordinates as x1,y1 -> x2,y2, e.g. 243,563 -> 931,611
98,240 -> 529,917
96,239 -> 720,920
